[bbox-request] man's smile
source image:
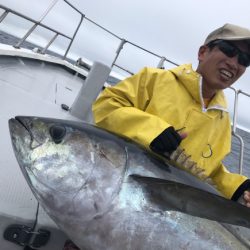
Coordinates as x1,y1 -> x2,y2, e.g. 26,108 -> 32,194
219,68 -> 234,81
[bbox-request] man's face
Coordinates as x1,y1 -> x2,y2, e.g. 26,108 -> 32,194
197,40 -> 249,98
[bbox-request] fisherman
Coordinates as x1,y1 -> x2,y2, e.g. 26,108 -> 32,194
92,23 -> 250,207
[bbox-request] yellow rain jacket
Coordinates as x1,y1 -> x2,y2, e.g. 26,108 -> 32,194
92,64 -> 248,199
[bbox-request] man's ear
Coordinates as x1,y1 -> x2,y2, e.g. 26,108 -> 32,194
198,45 -> 208,61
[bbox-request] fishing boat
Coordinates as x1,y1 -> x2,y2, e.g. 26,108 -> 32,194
1,1 -> 250,249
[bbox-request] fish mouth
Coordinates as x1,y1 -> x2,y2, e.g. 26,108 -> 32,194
9,116 -> 43,150
15,116 -> 31,130
8,117 -> 36,189
9,116 -> 32,143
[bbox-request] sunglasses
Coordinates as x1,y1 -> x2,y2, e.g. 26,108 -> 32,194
208,40 -> 250,67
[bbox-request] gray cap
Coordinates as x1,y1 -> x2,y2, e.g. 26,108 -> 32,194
204,23 -> 250,45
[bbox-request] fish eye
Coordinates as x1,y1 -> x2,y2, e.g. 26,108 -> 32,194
49,125 -> 66,144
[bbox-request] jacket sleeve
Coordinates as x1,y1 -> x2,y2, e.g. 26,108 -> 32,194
92,67 -> 172,148
211,162 -> 249,199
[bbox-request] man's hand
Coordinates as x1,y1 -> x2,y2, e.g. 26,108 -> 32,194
238,190 -> 250,207
150,127 -> 187,155
179,132 -> 188,140
243,190 -> 250,207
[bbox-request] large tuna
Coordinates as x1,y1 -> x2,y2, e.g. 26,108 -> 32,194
8,116 -> 250,250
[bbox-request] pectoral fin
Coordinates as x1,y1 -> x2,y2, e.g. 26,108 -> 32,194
130,174 -> 250,228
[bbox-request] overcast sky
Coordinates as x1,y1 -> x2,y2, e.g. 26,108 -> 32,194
1,0 -> 250,130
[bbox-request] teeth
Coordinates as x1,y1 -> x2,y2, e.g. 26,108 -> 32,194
220,69 -> 233,79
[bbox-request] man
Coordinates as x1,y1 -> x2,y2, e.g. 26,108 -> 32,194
92,23 -> 250,206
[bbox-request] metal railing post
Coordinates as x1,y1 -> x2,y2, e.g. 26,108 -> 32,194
231,87 -> 238,132
230,87 -> 244,174
14,23 -> 38,48
111,38 -> 127,68
232,133 -> 244,174
0,10 -> 8,23
157,57 -> 166,68
41,33 -> 58,54
63,14 -> 84,60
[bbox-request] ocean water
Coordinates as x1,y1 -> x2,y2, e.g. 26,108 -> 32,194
1,30 -> 250,178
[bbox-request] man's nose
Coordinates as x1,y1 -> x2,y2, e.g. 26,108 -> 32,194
226,55 -> 238,69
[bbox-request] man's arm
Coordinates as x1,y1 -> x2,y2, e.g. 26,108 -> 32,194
93,67 -> 177,149
212,163 -> 250,204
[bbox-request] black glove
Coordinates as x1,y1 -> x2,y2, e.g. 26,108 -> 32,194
149,126 -> 182,154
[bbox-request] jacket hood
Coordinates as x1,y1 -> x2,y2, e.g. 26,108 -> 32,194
169,64 -> 228,112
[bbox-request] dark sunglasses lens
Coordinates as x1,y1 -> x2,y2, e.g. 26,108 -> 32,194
219,42 -> 237,57
238,53 -> 250,67
217,41 -> 250,67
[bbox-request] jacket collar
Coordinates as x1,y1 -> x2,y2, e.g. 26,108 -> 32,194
170,64 -> 228,112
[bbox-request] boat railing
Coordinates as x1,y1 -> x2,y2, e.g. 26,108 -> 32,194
230,87 -> 250,174
0,0 -> 84,58
0,1 -> 178,69
0,1 -> 249,174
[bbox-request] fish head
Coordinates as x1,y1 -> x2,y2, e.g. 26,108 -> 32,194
9,116 -> 127,223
